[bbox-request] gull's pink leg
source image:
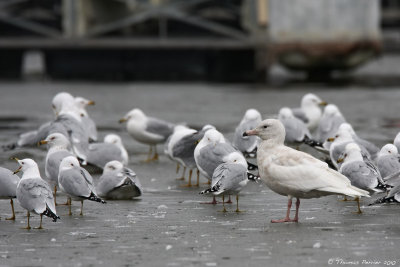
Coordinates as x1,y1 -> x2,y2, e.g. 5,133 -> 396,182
271,197 -> 297,223
292,198 -> 300,222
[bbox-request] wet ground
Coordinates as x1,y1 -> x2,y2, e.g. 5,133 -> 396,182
1,58 -> 400,266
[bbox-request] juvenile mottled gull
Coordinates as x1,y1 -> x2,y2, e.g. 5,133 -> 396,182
96,161 -> 142,200
87,134 -> 129,169
119,108 -> 175,162
200,152 -> 258,212
315,104 -> 346,143
291,93 -> 327,131
0,167 -> 20,220
337,143 -> 386,209
40,133 -> 74,205
278,107 -> 312,146
232,109 -> 261,157
244,119 -> 369,223
58,156 -> 105,216
14,158 -> 59,229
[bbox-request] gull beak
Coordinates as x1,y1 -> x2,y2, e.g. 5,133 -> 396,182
326,137 -> 335,142
244,129 -> 258,136
319,101 -> 328,106
13,166 -> 22,174
10,157 -> 19,162
38,140 -> 48,146
87,100 -> 95,106
194,139 -> 201,145
119,118 -> 127,124
337,157 -> 344,164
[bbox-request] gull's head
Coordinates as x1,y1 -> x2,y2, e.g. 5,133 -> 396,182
278,107 -> 294,120
104,134 -> 122,146
75,96 -> 95,109
60,156 -> 80,171
119,108 -> 145,123
244,119 -> 285,144
379,144 -> 398,157
224,152 -> 247,167
103,160 -> 124,174
328,123 -> 354,143
52,92 -> 75,116
40,133 -> 70,148
202,129 -> 224,146
13,158 -> 38,174
202,124 -> 216,132
243,109 -> 262,121
301,93 -> 327,108
323,104 -> 341,117
173,125 -> 189,134
337,143 -> 362,164
338,123 -> 355,136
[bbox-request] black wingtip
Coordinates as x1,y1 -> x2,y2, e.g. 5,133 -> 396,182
2,142 -> 17,151
87,192 -> 106,204
247,172 -> 260,182
368,196 -> 398,206
303,136 -> 323,147
247,161 -> 258,171
42,206 -> 60,222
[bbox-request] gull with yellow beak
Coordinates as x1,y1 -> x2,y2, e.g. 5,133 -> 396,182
13,158 -> 60,229
291,93 -> 328,132
74,96 -> 97,142
0,166 -> 20,220
119,108 -> 175,162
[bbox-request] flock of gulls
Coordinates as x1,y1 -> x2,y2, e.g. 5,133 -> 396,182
1,92 -> 400,229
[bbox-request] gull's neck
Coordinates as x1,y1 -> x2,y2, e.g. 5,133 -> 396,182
342,152 -> 363,167
21,166 -> 41,180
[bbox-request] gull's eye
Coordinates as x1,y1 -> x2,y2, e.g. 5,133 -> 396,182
335,135 -> 339,138
70,163 -> 74,166
21,162 -> 24,165
234,160 -> 237,162
50,137 -> 55,140
263,125 -> 268,129
344,153 -> 347,157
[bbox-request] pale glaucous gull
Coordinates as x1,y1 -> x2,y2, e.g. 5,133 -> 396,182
244,119 -> 369,223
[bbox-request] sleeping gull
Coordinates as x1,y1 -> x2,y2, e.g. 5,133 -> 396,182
96,161 -> 142,200
340,123 -> 379,160
119,108 -> 175,162
315,104 -> 346,143
376,144 -> 400,186
232,109 -> 261,157
74,96 -> 97,142
13,158 -> 60,229
87,134 -> 129,169
40,133 -> 74,205
0,167 -> 20,220
244,119 -> 369,223
58,156 -> 105,216
337,143 -> 386,210
278,107 -> 312,146
291,93 -> 327,131
200,152 -> 258,212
